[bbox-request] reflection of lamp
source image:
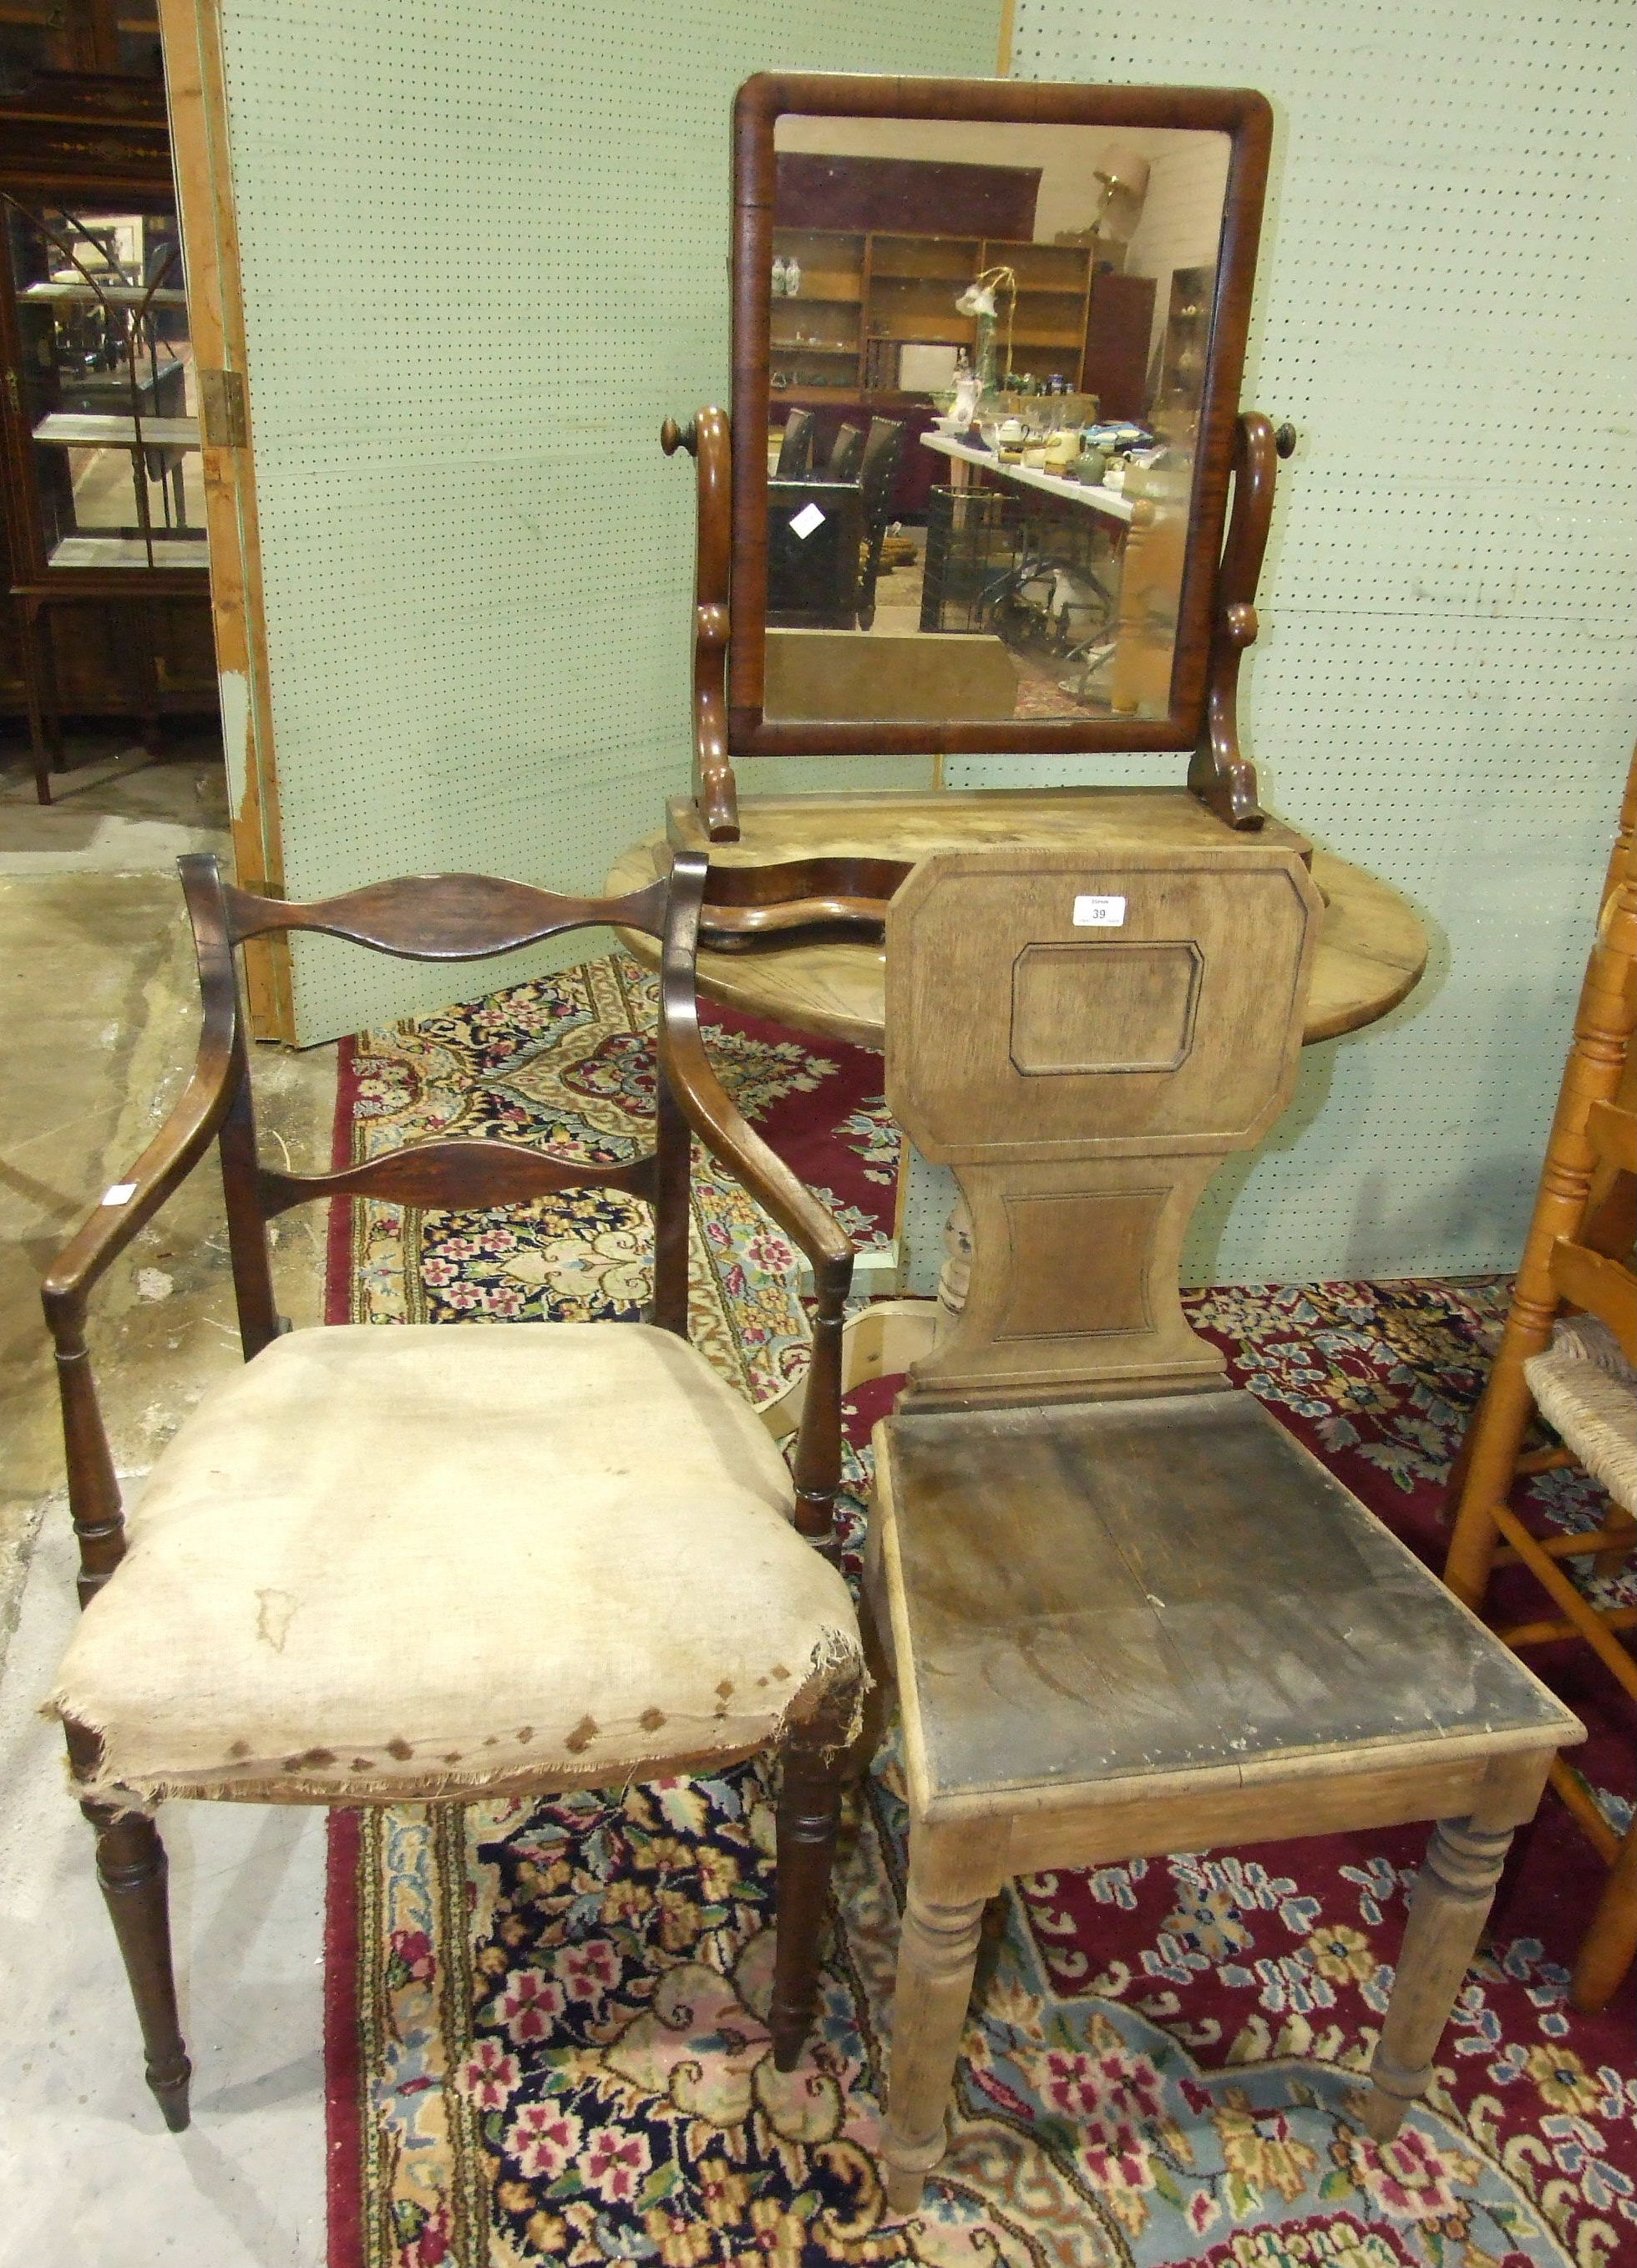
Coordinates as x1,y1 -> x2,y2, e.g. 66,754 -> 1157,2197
955,266 -> 1016,393
1054,154 -> 1148,250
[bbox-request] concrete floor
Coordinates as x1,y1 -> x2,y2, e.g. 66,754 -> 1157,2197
0,731 -> 333,2265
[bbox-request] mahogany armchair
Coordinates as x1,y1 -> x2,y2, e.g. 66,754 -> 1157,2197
39,848 -> 863,2132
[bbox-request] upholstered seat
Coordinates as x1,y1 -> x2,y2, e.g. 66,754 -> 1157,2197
51,1322 -> 862,1809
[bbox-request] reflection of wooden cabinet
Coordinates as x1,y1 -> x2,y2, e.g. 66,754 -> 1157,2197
771,227 -> 1101,396
1081,271 -> 1156,424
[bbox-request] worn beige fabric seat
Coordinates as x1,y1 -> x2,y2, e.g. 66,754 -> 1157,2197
51,1322 -> 858,1808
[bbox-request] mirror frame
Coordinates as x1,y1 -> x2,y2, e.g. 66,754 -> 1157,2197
727,73 -> 1273,761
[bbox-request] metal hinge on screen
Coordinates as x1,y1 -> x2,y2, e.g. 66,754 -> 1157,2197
199,368 -> 249,449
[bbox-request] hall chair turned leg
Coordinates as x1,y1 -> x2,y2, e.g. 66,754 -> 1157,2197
82,1798 -> 192,2130
1360,1815 -> 1513,2144
881,1869 -> 989,2215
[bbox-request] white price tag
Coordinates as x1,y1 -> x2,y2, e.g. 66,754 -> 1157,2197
102,1182 -> 138,1206
1072,894 -> 1127,928
788,501 -> 825,540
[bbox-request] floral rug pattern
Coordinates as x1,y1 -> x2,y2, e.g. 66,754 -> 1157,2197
327,961 -> 1634,2268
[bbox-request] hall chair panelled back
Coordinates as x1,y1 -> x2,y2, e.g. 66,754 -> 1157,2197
863,845 -> 1584,2213
39,850 -> 864,2133
1444,747 -> 1637,2013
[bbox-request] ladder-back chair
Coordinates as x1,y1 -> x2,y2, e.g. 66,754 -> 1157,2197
864,845 -> 1584,2212
39,849 -> 863,2131
1444,748 -> 1637,2011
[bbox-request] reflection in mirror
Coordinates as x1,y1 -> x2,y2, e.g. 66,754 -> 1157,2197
763,114 -> 1229,727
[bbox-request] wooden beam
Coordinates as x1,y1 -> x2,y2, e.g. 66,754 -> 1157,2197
156,0 -> 293,1040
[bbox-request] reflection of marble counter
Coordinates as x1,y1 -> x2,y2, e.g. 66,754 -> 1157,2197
606,788 -> 1428,1050
920,432 -> 1137,525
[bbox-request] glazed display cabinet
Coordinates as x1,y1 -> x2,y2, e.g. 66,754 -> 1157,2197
0,61 -> 216,799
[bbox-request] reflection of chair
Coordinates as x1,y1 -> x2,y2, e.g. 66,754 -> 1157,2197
1444,749 -> 1637,2012
824,421 -> 864,480
854,416 -> 906,629
40,851 -> 864,2130
766,477 -> 863,628
864,844 -> 1582,2214
774,407 -> 814,476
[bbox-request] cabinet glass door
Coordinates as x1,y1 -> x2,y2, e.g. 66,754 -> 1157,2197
8,200 -> 206,571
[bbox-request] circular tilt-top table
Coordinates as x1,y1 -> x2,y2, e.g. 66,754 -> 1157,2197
606,786 -> 1428,1050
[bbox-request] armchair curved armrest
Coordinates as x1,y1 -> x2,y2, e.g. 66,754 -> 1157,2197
40,1011 -> 236,1343
660,851 -> 854,1549
41,854 -> 241,1604
659,855 -> 854,1291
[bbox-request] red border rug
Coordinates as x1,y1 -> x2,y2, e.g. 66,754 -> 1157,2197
321,961 -> 1635,2268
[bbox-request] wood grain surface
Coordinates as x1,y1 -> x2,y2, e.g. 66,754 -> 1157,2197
606,789 -> 1427,1048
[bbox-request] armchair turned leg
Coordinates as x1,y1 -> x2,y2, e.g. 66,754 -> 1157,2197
882,1875 -> 987,2216
1360,1816 -> 1512,2144
768,1723 -> 846,2072
84,1800 -> 192,2130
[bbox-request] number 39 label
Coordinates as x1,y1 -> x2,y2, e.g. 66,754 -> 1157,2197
1072,894 -> 1127,927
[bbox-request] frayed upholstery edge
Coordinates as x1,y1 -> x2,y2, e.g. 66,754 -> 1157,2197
43,1626 -> 869,1810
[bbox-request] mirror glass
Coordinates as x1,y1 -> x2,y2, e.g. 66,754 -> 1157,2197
762,114 -> 1229,728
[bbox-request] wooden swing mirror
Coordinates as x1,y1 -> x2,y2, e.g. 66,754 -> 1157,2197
663,74 -> 1282,842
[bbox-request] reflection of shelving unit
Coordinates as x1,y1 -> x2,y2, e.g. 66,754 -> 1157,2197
0,65 -> 215,799
771,226 -> 1100,396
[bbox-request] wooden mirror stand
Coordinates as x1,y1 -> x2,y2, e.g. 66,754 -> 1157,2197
663,402 -> 1290,842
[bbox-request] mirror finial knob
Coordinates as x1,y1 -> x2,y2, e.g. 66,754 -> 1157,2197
1275,423 -> 1298,459
661,417 -> 699,458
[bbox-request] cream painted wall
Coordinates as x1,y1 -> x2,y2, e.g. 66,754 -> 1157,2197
1123,135 -> 1231,367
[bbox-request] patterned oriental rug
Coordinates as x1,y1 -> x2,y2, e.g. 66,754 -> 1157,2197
322,954 -> 1635,2268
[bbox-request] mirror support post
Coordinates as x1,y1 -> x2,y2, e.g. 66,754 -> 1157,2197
662,408 -> 741,842
1188,411 -> 1275,831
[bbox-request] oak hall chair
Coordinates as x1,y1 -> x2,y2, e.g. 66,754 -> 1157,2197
40,849 -> 864,2132
1444,748 -> 1637,2012
863,845 -> 1584,2213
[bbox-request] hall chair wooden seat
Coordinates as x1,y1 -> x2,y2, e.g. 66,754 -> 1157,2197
38,849 -> 864,2133
861,844 -> 1584,2214
1444,747 -> 1637,2012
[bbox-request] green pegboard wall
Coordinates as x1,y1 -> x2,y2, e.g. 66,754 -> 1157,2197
213,4 -> 993,1039
927,0 -> 1635,1285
